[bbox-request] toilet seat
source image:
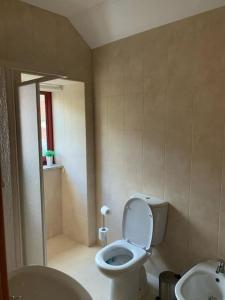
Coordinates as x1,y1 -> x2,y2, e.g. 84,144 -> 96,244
95,240 -> 148,275
122,197 -> 153,251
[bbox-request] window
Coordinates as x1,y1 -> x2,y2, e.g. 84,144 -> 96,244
40,91 -> 54,164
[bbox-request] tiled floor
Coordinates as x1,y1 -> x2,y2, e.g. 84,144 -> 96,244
47,235 -> 154,300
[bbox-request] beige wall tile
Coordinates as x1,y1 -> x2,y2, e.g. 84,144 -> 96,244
124,56 -> 143,95
0,1 -> 6,60
190,140 -> 222,225
108,129 -> 125,163
95,127 -> 109,165
4,0 -> 34,65
142,26 -> 169,73
218,225 -> 225,259
166,71 -> 196,113
190,75 -> 225,226
108,59 -> 124,96
30,7 -> 58,71
158,207 -> 189,272
218,141 -> 225,259
124,130 -> 142,163
188,217 -> 219,265
165,105 -> 193,215
106,160 -> 127,242
123,130 -> 143,196
95,96 -> 108,131
142,130 -> 165,199
144,69 -> 168,99
108,95 -> 124,130
44,168 -> 62,239
168,18 -> 197,75
143,91 -> 166,137
195,7 -> 225,76
124,94 -> 143,131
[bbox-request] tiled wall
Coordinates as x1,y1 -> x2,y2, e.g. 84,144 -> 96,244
93,6 -> 225,278
52,83 -> 89,245
43,168 -> 62,239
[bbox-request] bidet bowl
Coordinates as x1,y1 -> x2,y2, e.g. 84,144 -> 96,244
175,260 -> 225,300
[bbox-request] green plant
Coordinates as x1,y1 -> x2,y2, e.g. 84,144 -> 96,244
45,150 -> 55,157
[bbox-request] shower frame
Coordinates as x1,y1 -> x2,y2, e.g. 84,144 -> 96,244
0,63 -> 96,271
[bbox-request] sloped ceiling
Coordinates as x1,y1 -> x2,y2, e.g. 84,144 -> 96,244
22,0 -> 225,48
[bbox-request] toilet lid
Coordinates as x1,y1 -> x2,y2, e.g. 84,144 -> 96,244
122,197 -> 153,250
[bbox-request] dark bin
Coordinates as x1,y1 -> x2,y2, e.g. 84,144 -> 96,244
157,271 -> 181,300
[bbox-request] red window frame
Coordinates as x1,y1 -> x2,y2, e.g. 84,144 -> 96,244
40,91 -> 54,164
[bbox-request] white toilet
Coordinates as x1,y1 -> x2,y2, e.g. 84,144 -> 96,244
95,193 -> 168,300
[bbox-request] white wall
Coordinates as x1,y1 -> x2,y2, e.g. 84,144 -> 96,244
52,82 -> 89,245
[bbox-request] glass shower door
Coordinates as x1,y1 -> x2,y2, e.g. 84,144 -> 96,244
17,82 -> 46,266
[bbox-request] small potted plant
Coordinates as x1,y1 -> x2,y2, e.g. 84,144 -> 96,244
45,150 -> 55,167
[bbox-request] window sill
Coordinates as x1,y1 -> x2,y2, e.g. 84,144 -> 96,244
43,164 -> 63,171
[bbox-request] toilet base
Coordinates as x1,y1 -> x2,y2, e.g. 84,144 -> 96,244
110,265 -> 148,300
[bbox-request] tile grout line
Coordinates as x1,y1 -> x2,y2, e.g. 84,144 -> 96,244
186,24 -> 198,267
217,110 -> 225,257
186,80 -> 196,268
141,55 -> 144,194
163,36 -> 170,203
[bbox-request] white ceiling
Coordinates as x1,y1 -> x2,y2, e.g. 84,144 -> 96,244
23,0 -> 225,48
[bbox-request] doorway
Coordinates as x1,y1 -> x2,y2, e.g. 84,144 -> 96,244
18,72 -> 93,265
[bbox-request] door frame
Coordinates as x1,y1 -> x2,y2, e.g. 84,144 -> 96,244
0,65 -> 62,270
0,169 -> 9,300
0,66 -> 63,299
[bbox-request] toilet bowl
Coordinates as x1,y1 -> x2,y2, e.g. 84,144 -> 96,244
95,193 -> 168,300
96,239 -> 148,278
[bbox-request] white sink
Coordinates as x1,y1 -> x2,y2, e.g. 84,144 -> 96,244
9,266 -> 92,300
175,260 -> 225,300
